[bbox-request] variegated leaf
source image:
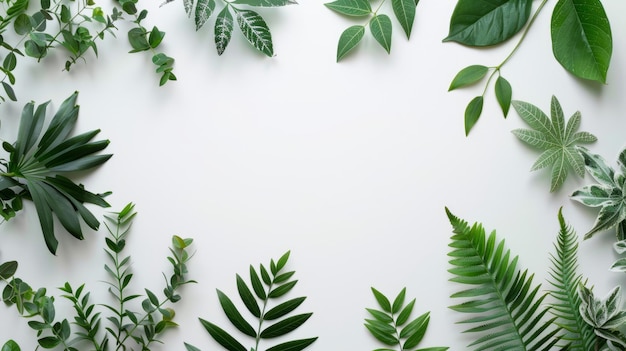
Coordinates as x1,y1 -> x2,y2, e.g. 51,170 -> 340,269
215,6 -> 234,55
195,0 -> 216,30
579,147 -> 615,187
232,0 -> 297,6
572,184 -> 618,208
584,202 -> 626,239
184,0 -> 194,16
235,9 -> 273,57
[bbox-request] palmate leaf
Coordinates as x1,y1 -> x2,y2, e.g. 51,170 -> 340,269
551,0 -> 612,83
365,287 -> 448,351
445,208 -> 561,350
572,147 -> 626,240
1,92 -> 111,254
511,96 -> 596,192
444,0 -> 533,46
196,251 -> 316,351
547,208 -> 597,350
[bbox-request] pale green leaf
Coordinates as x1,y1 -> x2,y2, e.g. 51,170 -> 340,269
370,14 -> 392,53
495,76 -> 512,117
233,0 -> 296,6
325,0 -> 371,16
336,25 -> 364,61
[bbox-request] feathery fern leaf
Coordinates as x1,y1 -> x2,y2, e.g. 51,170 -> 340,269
547,208 -> 597,351
445,208 -> 561,351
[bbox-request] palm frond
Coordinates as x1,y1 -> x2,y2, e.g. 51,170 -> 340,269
547,208 -> 598,351
445,208 -> 560,351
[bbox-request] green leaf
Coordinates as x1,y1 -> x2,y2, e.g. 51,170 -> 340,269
396,298 -> 415,326
336,25 -> 364,61
325,0 -> 371,17
2,82 -> 16,101
250,265 -> 267,300
195,0 -> 216,30
269,280 -> 297,298
217,289 -> 256,337
275,250 -> 290,272
1,340 -> 21,351
392,0 -> 416,39
370,14 -> 392,54
37,337 -> 60,349
128,27 -> 150,52
236,274 -> 261,318
232,0 -> 297,6
264,296 -> 306,320
371,287 -> 391,313
260,313 -> 312,338
235,9 -> 273,57
148,26 -> 165,48
448,65 -> 489,91
400,312 -> 429,348
367,308 -> 394,323
14,14 -> 31,35
265,338 -> 317,351
551,0 -> 612,83
215,6 -> 234,55
365,320 -> 398,345
0,261 -> 18,279
184,343 -> 201,351
199,318 -> 246,351
464,96 -> 483,136
512,96 -> 596,191
494,76 -> 512,117
444,0 -> 533,46
392,288 -> 406,314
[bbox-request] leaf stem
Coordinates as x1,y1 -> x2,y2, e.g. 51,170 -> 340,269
254,281 -> 274,351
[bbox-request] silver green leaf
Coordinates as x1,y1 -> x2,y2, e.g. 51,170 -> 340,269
232,0 -> 296,7
235,9 -> 273,57
195,0 -> 215,30
215,6 -> 234,55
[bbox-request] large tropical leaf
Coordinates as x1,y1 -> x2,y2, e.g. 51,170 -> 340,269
547,208 -> 597,350
445,208 -> 561,350
1,92 -> 111,254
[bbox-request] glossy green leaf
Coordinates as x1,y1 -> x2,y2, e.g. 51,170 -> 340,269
250,265 -> 267,300
264,296 -> 306,320
392,0 -> 416,39
235,9 -> 273,57
269,280 -> 297,298
324,0 -> 371,17
217,289 -> 256,337
1,340 -> 20,351
371,287 -> 391,313
148,26 -> 165,48
367,308 -> 394,323
265,338 -> 317,351
444,0 -> 533,46
551,0 -> 612,83
449,65 -> 488,91
396,298 -> 415,326
260,313 -> 312,338
236,274 -> 261,318
336,25 -> 364,61
37,337 -> 60,349
494,75 -> 512,117
0,261 -> 18,279
195,0 -> 216,30
276,250 -> 290,272
365,320 -> 398,345
199,318 -> 246,351
370,14 -> 392,54
392,288 -> 406,314
14,14 -> 31,35
215,6 -> 234,55
400,312 -> 429,347
464,96 -> 483,136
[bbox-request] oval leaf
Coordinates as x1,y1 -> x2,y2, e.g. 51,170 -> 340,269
260,313 -> 312,338
337,25 -> 365,62
235,9 -> 273,57
464,96 -> 484,136
370,14 -> 392,54
449,65 -> 488,91
495,75 -> 512,117
324,0 -> 371,16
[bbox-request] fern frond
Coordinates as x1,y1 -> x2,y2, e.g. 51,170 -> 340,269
547,208 -> 597,351
445,208 -> 560,351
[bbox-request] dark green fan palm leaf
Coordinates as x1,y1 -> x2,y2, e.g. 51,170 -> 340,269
445,208 -> 560,351
0,92 -> 112,254
547,208 -> 598,350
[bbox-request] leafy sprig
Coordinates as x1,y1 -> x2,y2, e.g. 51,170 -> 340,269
511,96 -> 597,192
0,92 -> 112,254
578,285 -> 626,350
163,0 -> 296,57
0,204 -> 195,350
187,250 -> 317,351
365,287 -> 448,351
446,0 -> 612,135
325,0 -> 419,61
571,147 -> 626,240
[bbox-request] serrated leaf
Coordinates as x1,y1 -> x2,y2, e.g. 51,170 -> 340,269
217,289 -> 256,337
449,65 -> 488,91
260,313 -> 312,338
551,0 -> 612,83
199,318 -> 246,351
495,76 -> 512,117
336,25 -> 364,62
464,96 -> 483,136
444,0 -> 533,46
324,0 -> 371,16
195,0 -> 215,30
370,14 -> 392,54
392,0 -> 416,38
235,9 -> 273,57
512,96 -> 596,192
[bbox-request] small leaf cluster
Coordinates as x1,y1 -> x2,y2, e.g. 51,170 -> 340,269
187,250 -> 317,351
572,147 -> 626,241
325,0 -> 419,61
365,287 -> 448,351
578,286 -> 626,350
511,96 -> 597,192
0,91 -> 112,254
0,204 -> 195,351
118,0 -> 177,85
164,0 -> 296,57
445,0 -> 612,135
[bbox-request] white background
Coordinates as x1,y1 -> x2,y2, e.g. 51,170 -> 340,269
1,0 -> 626,349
